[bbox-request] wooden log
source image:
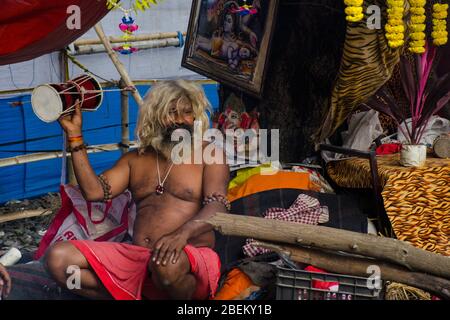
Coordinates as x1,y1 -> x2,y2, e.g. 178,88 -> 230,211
0,210 -> 53,224
93,23 -> 144,107
74,32 -> 186,46
254,241 -> 450,300
204,213 -> 450,279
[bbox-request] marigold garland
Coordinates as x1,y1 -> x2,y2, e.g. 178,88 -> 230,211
386,0 -> 405,48
408,0 -> 427,53
410,24 -> 426,32
344,0 -> 364,22
432,3 -> 448,46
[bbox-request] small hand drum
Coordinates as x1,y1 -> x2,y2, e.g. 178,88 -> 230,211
31,74 -> 103,123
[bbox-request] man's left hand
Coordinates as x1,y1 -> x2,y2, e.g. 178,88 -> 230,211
152,229 -> 189,266
0,263 -> 12,299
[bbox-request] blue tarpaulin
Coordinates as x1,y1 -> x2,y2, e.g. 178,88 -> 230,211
0,83 -> 219,204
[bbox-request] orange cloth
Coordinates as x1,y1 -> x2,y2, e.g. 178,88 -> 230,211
227,171 -> 316,202
70,240 -> 221,300
213,268 -> 253,300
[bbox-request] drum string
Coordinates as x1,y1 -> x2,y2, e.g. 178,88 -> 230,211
57,73 -> 129,115
65,50 -> 118,86
60,88 -> 133,94
60,88 -> 133,116
59,74 -> 134,94
59,75 -> 91,93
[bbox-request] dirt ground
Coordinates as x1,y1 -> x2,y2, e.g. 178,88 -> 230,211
0,193 -> 61,257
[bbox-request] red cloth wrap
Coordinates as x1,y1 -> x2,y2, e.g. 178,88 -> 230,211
70,240 -> 221,300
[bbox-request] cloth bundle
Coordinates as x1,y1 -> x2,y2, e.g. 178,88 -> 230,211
243,194 -> 328,257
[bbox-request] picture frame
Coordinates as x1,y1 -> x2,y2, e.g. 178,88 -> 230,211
182,0 -> 279,98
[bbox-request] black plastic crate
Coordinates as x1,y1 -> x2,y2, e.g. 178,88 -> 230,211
276,265 -> 383,300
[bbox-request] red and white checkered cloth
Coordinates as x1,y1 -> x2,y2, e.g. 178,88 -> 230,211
243,194 -> 328,257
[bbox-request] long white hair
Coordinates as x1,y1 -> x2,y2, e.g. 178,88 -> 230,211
136,80 -> 211,156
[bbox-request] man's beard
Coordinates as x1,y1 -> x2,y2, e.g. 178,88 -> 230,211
160,123 -> 194,158
162,123 -> 194,143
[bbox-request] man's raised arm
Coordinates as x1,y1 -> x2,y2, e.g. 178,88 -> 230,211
60,101 -> 130,202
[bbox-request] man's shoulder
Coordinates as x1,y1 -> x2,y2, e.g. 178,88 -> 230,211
122,149 -> 148,165
124,149 -> 139,159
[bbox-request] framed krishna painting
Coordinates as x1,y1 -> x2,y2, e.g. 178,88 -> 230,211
182,0 -> 279,97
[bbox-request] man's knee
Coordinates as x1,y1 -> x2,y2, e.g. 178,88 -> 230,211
44,242 -> 75,283
150,252 -> 190,288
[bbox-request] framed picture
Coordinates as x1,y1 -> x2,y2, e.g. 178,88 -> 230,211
182,0 -> 279,98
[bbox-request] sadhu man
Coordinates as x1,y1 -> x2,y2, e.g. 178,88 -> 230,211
45,80 -> 229,300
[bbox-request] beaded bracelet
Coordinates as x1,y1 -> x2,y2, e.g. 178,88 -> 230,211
98,174 -> 113,202
66,143 -> 87,153
202,193 -> 231,211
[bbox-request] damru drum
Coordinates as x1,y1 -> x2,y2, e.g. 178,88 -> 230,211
31,74 -> 103,123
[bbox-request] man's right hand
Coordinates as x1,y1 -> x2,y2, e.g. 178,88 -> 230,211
0,263 -> 11,299
58,99 -> 83,136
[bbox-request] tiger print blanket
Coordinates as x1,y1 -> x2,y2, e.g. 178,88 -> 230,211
327,154 -> 450,256
315,0 -> 401,142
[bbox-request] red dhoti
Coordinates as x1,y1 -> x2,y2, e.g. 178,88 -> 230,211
70,240 -> 221,300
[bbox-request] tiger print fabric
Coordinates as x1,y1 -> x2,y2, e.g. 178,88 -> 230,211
327,154 -> 450,256
315,0 -> 401,142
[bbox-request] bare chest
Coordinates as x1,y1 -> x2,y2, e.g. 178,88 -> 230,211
129,160 -> 204,204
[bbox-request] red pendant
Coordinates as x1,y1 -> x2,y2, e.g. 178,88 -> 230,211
155,184 -> 164,195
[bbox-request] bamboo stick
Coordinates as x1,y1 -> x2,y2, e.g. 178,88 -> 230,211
0,79 -> 213,96
254,241 -> 450,299
0,209 -> 53,224
93,23 -> 144,107
204,213 -> 450,280
74,38 -> 181,55
74,32 -> 186,46
60,50 -> 77,185
120,78 -> 130,155
0,142 -> 137,168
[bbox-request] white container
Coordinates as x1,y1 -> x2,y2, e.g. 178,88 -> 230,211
0,247 -> 22,266
400,144 -> 427,167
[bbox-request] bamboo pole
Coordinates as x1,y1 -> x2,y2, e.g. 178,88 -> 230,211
120,78 -> 130,155
0,79 -> 214,97
74,38 -> 182,55
74,32 -> 186,46
93,23 -> 144,107
204,213 -> 450,280
0,210 -> 53,225
60,49 -> 77,185
254,241 -> 450,300
98,79 -> 217,87
0,142 -> 138,168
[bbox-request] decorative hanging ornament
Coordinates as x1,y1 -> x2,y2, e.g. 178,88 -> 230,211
106,1 -> 139,55
230,0 -> 258,16
113,14 -> 139,55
